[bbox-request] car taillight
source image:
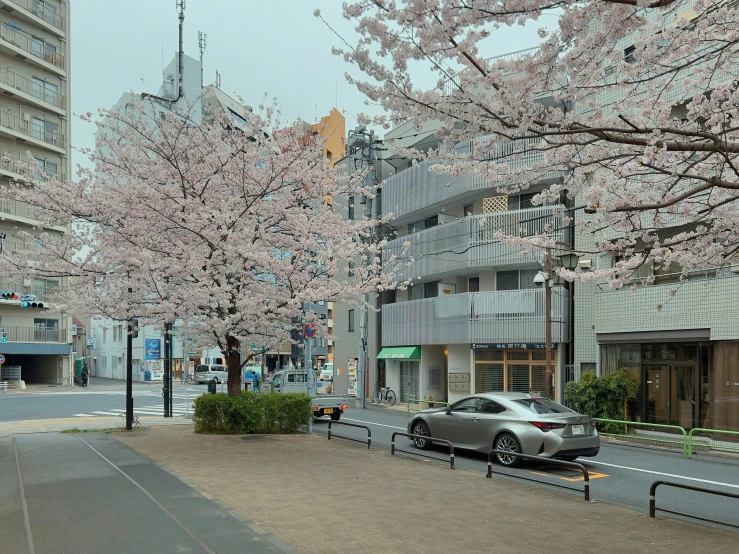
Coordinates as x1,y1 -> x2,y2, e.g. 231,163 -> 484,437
530,421 -> 566,432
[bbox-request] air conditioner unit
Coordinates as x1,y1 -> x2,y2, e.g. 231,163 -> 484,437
730,266 -> 739,274
579,259 -> 592,270
23,112 -> 30,122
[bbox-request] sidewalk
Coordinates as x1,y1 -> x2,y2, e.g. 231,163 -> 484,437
116,427 -> 737,554
0,415 -> 192,436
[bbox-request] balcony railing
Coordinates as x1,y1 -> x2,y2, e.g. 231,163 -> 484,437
381,288 -> 569,347
0,198 -> 39,219
6,0 -> 65,31
0,280 -> 58,302
0,66 -> 65,108
384,206 -> 564,281
0,20 -> 64,69
2,325 -> 67,343
0,150 -> 64,181
0,111 -> 64,148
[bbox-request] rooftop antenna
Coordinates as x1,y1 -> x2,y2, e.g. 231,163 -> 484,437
198,31 -> 207,91
176,0 -> 185,100
215,70 -> 221,88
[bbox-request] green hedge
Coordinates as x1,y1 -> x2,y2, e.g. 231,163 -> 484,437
194,392 -> 312,434
565,370 -> 638,435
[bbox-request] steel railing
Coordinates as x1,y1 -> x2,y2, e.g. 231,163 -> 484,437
0,21 -> 65,69
0,151 -> 64,182
6,0 -> 65,31
2,325 -> 67,343
327,420 -> 372,449
0,66 -> 65,108
688,428 -> 739,458
594,418 -> 689,458
0,111 -> 65,147
391,431 -> 455,469
486,449 -> 591,501
649,480 -> 739,529
407,398 -> 450,415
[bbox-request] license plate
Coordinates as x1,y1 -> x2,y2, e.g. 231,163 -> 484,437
571,425 -> 585,435
324,408 -> 333,414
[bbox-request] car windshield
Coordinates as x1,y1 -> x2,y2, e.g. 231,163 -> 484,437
195,365 -> 209,373
513,398 -> 574,414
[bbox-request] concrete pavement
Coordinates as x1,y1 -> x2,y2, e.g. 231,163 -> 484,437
0,415 -> 192,437
116,426 -> 737,553
0,431 -> 290,553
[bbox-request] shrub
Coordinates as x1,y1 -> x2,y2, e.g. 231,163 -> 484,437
194,392 -> 312,434
565,370 -> 638,435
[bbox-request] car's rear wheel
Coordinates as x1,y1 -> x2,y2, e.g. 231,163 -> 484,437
412,420 -> 431,450
330,412 -> 341,421
494,433 -> 522,467
560,455 -> 579,462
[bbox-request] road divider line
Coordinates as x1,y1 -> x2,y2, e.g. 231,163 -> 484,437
587,460 -> 739,489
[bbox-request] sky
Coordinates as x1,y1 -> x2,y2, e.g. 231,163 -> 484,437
71,0 -> 544,171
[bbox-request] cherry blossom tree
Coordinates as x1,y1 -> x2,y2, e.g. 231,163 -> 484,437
324,0 -> 739,288
0,100 -> 397,396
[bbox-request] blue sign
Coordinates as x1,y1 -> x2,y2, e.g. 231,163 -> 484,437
145,339 -> 161,360
304,324 -> 316,338
0,354 -> 5,364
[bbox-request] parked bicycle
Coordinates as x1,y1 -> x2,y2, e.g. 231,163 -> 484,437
373,386 -> 397,406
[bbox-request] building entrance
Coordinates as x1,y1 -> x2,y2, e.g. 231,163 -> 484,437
644,363 -> 698,428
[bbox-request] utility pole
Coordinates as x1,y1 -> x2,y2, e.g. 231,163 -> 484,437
348,126 -> 376,409
304,324 -> 314,432
544,247 -> 554,400
125,317 -> 134,430
163,322 -> 173,417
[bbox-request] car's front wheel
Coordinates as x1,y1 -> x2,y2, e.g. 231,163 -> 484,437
411,420 -> 431,450
494,433 -> 522,467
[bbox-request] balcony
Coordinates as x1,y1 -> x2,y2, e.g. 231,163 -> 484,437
381,288 -> 569,347
3,0 -> 66,33
0,110 -> 65,151
384,206 -> 564,281
0,65 -> 65,111
382,140 -> 565,223
2,325 -> 67,342
0,150 -> 64,182
0,20 -> 65,72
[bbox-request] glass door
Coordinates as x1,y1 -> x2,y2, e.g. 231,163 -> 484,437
646,365 -> 670,424
672,364 -> 698,429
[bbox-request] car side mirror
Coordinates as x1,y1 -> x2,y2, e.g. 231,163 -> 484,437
445,407 -> 452,415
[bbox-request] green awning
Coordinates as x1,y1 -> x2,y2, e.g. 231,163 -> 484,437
377,346 -> 421,360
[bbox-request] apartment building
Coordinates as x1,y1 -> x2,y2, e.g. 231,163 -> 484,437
0,0 -> 73,385
573,2 -> 739,433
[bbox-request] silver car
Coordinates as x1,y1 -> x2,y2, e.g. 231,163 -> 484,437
407,393 -> 600,467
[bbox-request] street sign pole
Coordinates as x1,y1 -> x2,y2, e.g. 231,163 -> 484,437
125,318 -> 134,430
163,323 -> 171,417
304,323 -> 314,433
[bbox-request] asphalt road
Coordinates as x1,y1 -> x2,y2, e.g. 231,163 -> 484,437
0,381 -> 208,421
314,405 -> 739,530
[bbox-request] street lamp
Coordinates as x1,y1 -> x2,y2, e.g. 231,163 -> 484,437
536,248 -> 580,401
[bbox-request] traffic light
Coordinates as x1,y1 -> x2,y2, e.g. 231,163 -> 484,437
1,328 -> 7,343
19,294 -> 43,308
131,318 -> 139,338
0,290 -> 19,300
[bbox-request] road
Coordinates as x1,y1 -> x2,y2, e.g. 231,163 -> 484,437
314,405 -> 739,530
0,379 -> 207,421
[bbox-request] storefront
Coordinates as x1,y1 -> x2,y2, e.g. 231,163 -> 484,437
377,346 -> 421,403
472,343 -> 556,399
599,340 -> 739,432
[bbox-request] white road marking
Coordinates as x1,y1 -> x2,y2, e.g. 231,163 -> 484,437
91,411 -> 121,416
73,414 -> 96,417
586,460 -> 739,490
345,417 -> 739,490
342,417 -> 405,430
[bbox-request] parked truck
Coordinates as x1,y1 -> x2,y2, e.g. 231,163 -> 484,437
271,369 -> 348,421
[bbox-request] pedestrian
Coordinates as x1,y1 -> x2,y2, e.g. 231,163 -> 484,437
81,364 -> 89,388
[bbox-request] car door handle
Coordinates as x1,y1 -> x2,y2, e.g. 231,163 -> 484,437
471,417 -> 480,422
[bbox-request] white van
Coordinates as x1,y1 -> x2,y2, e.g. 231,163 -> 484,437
194,364 -> 229,384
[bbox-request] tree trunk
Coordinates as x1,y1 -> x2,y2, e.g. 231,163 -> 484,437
226,334 -> 242,397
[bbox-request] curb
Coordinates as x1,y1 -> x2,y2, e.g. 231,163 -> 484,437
109,432 -> 298,553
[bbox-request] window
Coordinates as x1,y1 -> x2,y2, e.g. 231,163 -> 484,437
33,1 -> 57,25
480,400 -> 507,414
32,118 -> 59,146
103,328 -> 107,343
513,398 -> 574,414
464,204 -> 474,217
519,269 -> 540,290
496,270 -> 519,291
101,355 -> 107,369
348,261 -> 354,277
348,309 -> 355,332
468,277 -> 480,292
624,45 -> 636,64
36,159 -> 58,180
326,150 -> 333,161
410,284 -> 424,301
348,196 -> 355,220
228,108 -> 248,126
112,357 -> 118,370
31,78 -> 58,106
451,397 -> 485,412
427,367 -> 440,389
424,282 -> 438,299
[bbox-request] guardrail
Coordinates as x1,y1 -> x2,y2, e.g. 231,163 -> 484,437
688,428 -> 739,458
486,450 -> 590,501
391,432 -> 455,469
649,480 -> 739,529
594,418 -> 688,458
407,399 -> 450,415
328,420 -> 371,449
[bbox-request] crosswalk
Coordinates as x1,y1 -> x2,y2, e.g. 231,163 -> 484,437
73,394 -> 202,418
